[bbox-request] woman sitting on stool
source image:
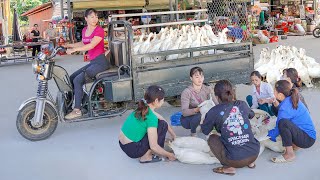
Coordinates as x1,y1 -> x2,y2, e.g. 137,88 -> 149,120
268,80 -> 316,163
119,85 -> 176,163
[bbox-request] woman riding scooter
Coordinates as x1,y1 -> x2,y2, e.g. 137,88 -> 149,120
65,8 -> 109,119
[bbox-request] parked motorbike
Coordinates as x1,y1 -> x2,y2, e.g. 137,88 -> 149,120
313,24 -> 320,38
16,46 -> 131,141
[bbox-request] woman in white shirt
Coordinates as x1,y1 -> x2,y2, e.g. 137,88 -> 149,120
246,71 -> 275,116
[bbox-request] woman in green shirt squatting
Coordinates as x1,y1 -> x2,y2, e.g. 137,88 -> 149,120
119,85 -> 177,163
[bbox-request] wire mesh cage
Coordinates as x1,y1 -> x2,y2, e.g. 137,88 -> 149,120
206,0 -> 252,43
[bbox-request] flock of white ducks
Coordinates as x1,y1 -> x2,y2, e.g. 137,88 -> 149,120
255,45 -> 320,87
133,25 -> 231,62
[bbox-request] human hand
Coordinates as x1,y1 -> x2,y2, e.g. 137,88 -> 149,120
194,107 -> 200,113
258,98 -> 266,104
63,43 -> 72,48
167,153 -> 176,161
66,48 -> 75,55
170,133 -> 177,141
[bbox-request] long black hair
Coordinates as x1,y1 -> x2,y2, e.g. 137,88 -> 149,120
135,85 -> 165,120
214,80 -> 235,103
275,80 -> 299,109
286,68 -> 302,88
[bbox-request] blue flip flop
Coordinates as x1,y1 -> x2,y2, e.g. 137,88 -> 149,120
139,155 -> 162,164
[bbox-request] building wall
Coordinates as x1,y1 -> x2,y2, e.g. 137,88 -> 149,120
27,7 -> 53,36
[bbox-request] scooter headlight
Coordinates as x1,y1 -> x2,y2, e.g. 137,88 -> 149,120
32,60 -> 41,74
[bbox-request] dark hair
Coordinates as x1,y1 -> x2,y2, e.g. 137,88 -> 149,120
135,85 -> 165,120
214,80 -> 235,103
250,71 -> 262,79
286,68 -> 302,88
34,24 -> 38,27
275,80 -> 299,109
85,8 -> 98,17
190,67 -> 203,77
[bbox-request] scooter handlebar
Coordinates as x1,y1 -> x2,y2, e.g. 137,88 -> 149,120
48,46 -> 66,60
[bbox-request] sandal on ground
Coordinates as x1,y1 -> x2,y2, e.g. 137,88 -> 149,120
248,163 -> 256,169
271,155 -> 293,163
212,167 -> 235,176
139,155 -> 162,164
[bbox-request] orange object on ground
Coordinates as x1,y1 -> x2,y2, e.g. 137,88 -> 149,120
270,36 -> 279,43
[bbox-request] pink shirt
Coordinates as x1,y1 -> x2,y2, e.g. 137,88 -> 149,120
82,26 -> 105,60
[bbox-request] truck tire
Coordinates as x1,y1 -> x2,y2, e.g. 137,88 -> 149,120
16,102 -> 58,141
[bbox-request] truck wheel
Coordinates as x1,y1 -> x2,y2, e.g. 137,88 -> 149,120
16,102 -> 58,141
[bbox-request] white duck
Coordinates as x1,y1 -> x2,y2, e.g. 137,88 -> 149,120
139,33 -> 153,63
190,33 -> 201,57
166,35 -> 183,60
133,33 -> 145,55
169,142 -> 220,165
198,95 -> 215,124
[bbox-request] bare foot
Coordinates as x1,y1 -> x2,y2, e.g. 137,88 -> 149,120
292,144 -> 300,151
283,152 -> 296,161
248,163 -> 256,169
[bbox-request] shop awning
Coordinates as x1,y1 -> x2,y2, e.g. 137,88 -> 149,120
72,0 -> 146,11
145,0 -> 172,10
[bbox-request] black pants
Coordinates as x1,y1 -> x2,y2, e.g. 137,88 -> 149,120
180,113 -> 201,133
119,120 -> 168,159
70,54 -> 109,109
32,45 -> 41,57
279,119 -> 315,148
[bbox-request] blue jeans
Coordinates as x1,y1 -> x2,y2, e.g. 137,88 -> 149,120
180,113 -> 201,133
246,95 -> 274,116
70,54 -> 109,109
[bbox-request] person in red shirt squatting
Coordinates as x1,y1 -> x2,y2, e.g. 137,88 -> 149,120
64,8 -> 109,119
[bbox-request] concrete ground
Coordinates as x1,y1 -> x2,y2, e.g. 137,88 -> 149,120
0,35 -> 319,180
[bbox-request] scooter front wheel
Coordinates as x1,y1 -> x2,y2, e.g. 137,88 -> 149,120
16,102 -> 58,141
313,27 -> 320,38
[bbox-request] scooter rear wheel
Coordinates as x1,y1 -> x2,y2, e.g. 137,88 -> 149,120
16,102 -> 58,141
313,28 -> 320,38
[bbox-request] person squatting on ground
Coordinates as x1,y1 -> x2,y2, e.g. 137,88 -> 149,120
64,8 -> 110,119
201,80 -> 260,176
118,85 -> 176,163
268,80 -> 316,163
180,67 -> 219,136
246,71 -> 275,116
271,68 -> 309,116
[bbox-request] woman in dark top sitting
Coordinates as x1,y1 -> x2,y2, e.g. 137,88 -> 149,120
30,24 -> 41,57
271,68 -> 308,116
201,80 -> 260,176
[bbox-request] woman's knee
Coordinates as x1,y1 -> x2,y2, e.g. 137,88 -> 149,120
278,119 -> 291,129
73,73 -> 85,86
246,95 -> 253,105
158,120 -> 168,132
208,134 -> 221,148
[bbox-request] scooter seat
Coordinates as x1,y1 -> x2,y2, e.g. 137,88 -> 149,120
95,70 -> 119,80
